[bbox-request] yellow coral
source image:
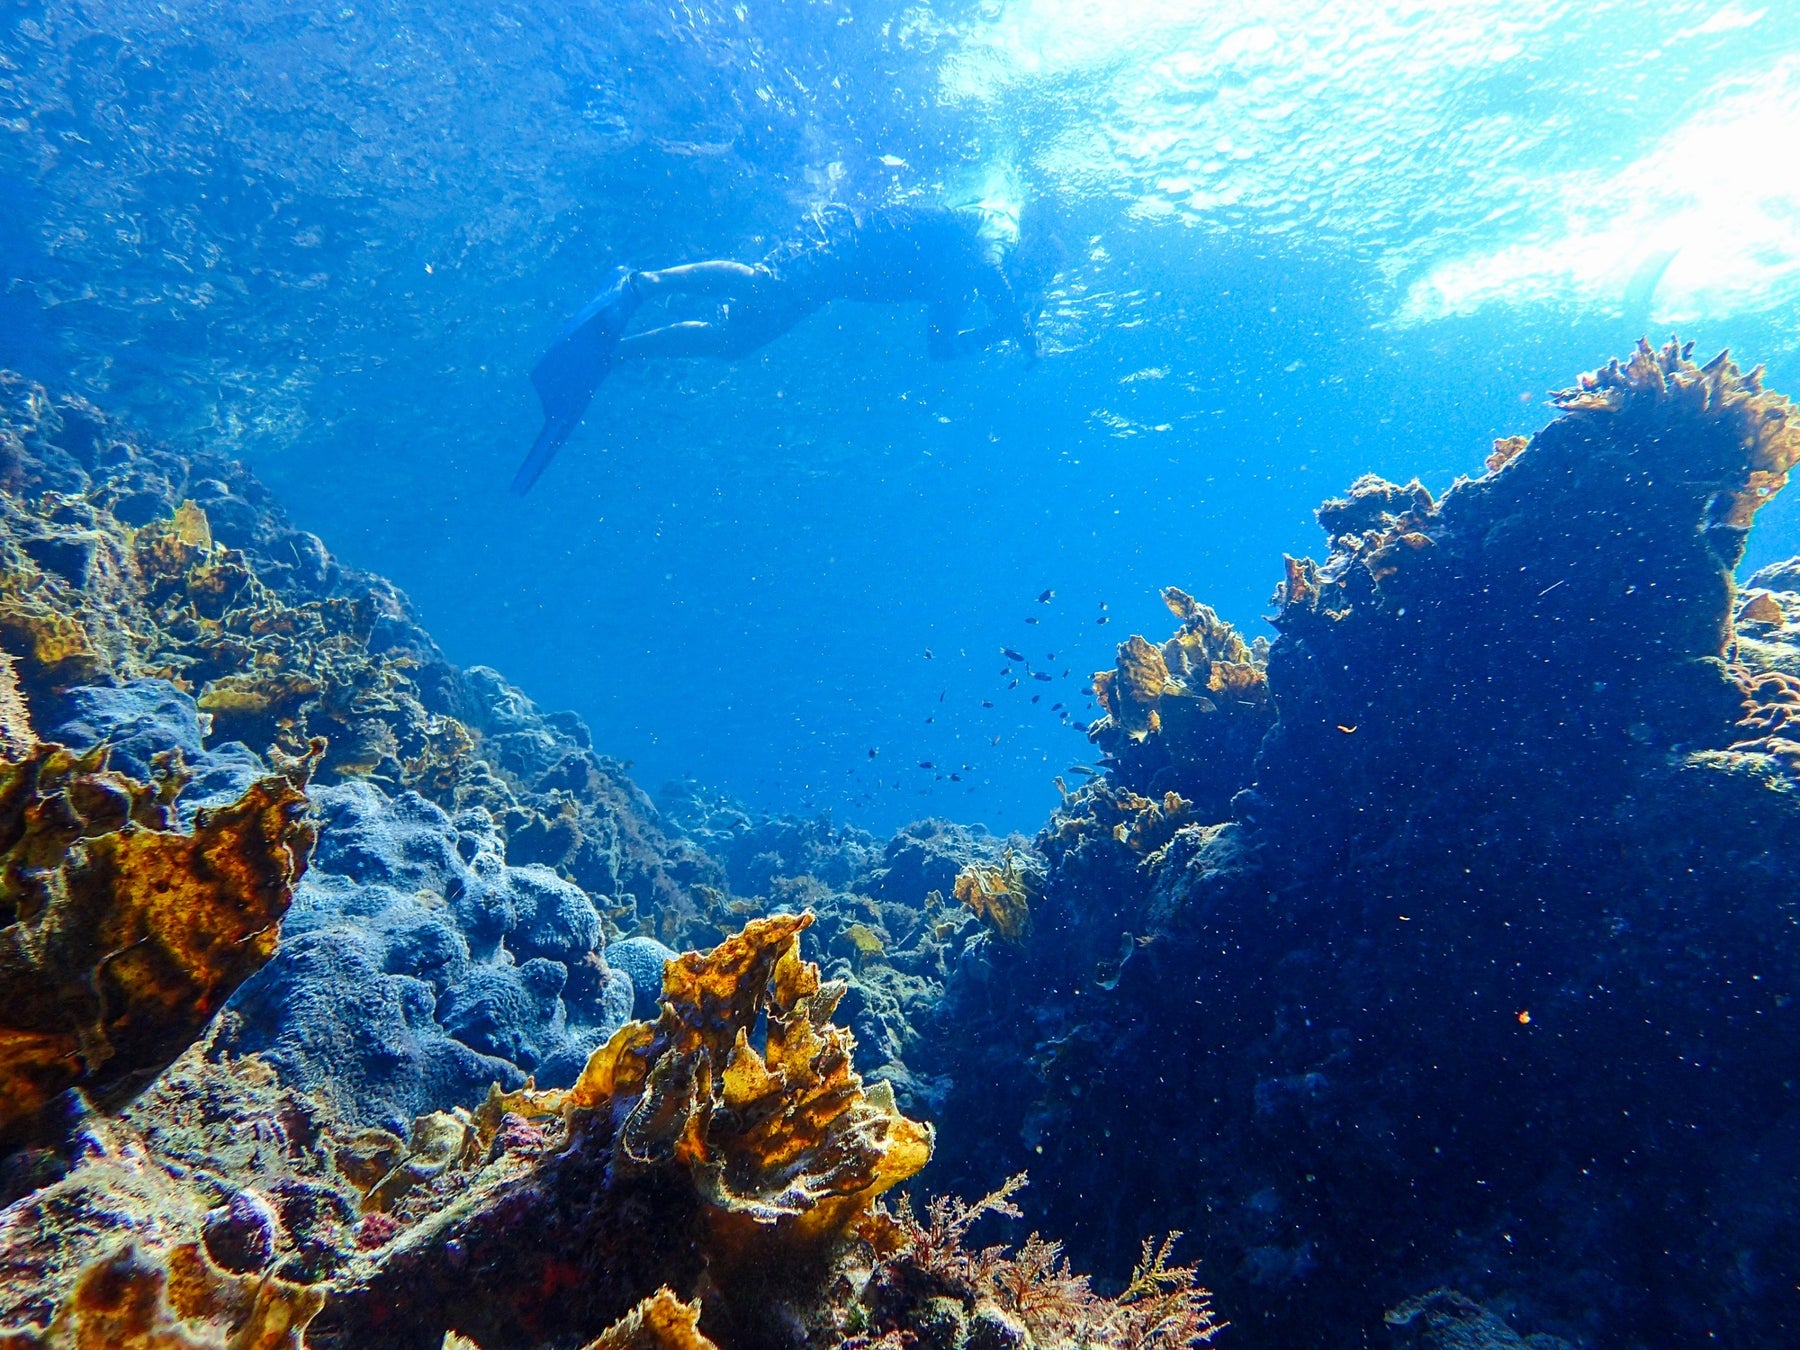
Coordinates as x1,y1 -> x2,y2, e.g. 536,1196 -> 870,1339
1552,338 -> 1800,526
583,1289 -> 720,1350
953,852 -> 1034,942
0,740 -> 316,1137
0,1241 -> 323,1350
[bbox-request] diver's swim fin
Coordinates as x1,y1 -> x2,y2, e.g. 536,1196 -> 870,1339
513,266 -> 640,494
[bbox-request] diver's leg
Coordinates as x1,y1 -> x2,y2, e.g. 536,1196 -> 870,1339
634,261 -> 766,298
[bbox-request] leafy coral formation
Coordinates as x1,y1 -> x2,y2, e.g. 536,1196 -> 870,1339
313,912 -> 932,1350
0,738 -> 314,1141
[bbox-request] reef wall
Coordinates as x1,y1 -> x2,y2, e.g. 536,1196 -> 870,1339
4,340 -> 1798,1349
914,341 -> 1800,1348
2,370 -> 1206,1350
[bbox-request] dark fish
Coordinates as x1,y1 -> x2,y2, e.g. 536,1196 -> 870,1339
949,773 -> 962,782
1024,616 -> 1040,625
925,716 -> 934,724
1003,647 -> 1026,662
939,690 -> 946,702
982,700 -> 994,708
1062,668 -> 1070,677
918,760 -> 936,770
991,735 -> 1003,745
1096,616 -> 1110,625
1099,601 -> 1109,610
924,648 -> 935,659
1031,694 -> 1041,704
1033,672 -> 1053,682
1037,589 -> 1055,603
869,748 -> 879,758
1051,702 -> 1064,710
1008,679 -> 1019,689
1046,653 -> 1056,660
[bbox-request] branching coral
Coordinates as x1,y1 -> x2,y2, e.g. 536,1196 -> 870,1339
0,741 -> 315,1139
867,1176 -> 1222,1350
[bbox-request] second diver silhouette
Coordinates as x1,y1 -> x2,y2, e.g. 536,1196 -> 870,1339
514,200 -> 1062,493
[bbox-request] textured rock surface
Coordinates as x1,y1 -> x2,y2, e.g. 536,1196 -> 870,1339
913,342 -> 1800,1348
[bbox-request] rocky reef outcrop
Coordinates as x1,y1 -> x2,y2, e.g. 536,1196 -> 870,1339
914,340 -> 1800,1348
0,370 -> 1216,1350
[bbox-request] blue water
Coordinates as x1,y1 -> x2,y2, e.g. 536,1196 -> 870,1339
5,0 -> 1800,832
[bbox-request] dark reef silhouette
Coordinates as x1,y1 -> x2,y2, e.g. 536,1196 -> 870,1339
1,340 -> 1798,1349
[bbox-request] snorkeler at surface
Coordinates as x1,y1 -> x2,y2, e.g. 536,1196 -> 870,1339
514,200 -> 1063,493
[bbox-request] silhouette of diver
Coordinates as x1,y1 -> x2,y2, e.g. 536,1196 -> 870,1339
515,201 -> 1062,493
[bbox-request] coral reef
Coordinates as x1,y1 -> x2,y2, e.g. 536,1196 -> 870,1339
307,912 -> 934,1350
863,1175 -> 1222,1350
0,370 -> 716,936
0,731 -> 313,1142
910,341 -> 1800,1348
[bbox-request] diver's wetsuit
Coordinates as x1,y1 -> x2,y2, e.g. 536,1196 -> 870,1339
623,203 -> 1036,364
515,202 -> 1037,492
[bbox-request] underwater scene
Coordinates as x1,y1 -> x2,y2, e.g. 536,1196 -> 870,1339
4,1 -> 1800,1348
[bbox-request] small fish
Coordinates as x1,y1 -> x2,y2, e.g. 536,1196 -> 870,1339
1337,724 -> 1358,734
925,716 -> 934,724
939,690 -> 945,702
1069,764 -> 1099,777
918,760 -> 936,770
1062,668 -> 1070,677
1001,667 -> 1013,676
991,735 -> 1003,746
1031,694 -> 1041,704
1037,589 -> 1055,603
1024,616 -> 1040,625
1046,652 -> 1056,661
1099,601 -> 1109,610
869,748 -> 879,758
1096,616 -> 1110,625
1008,679 -> 1019,689
949,773 -> 962,782
981,700 -> 994,708
1051,702 -> 1064,710
1002,647 -> 1026,662
924,648 -> 934,659
961,764 -> 973,771
1033,671 -> 1053,682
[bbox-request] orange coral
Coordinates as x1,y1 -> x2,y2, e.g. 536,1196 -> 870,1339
1552,338 -> 1800,527
953,852 -> 1035,942
0,740 -> 315,1138
584,1289 -> 720,1350
1052,783 -> 1193,860
1091,593 -> 1269,752
317,914 -> 933,1349
0,1241 -> 324,1350
1486,435 -> 1529,473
